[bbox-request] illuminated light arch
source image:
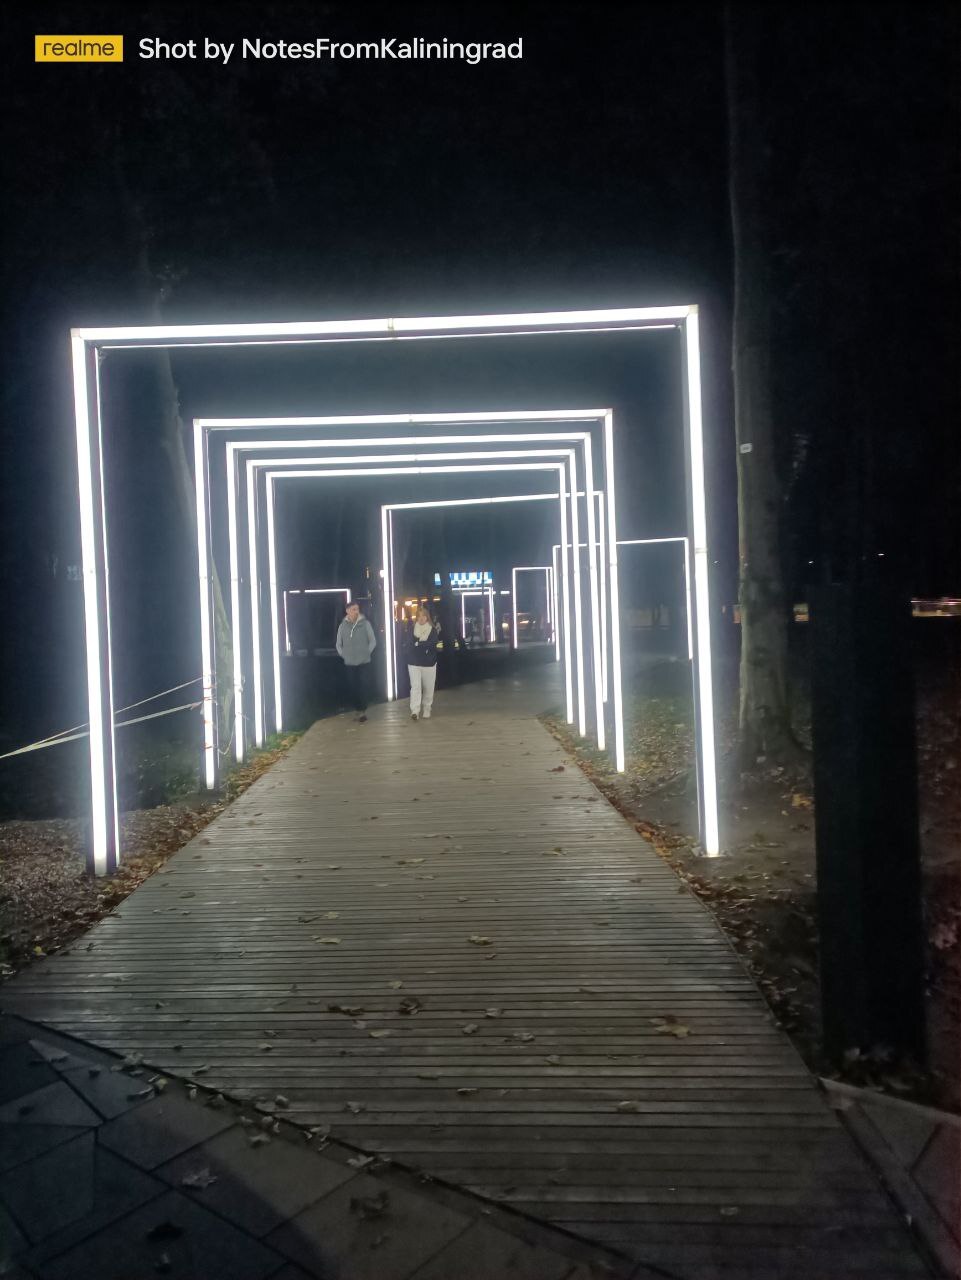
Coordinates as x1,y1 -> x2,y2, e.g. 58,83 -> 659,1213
72,306 -> 716,872
199,417 -> 609,767
252,459 -> 579,744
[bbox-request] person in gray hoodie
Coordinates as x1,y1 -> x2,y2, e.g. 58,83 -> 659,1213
335,601 -> 377,721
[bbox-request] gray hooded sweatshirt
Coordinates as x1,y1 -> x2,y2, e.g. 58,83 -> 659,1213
336,615 -> 377,666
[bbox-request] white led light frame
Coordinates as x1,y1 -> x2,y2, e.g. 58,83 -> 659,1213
208,419 -> 610,763
385,498 -> 561,707
254,459 -> 581,743
511,566 -> 555,651
282,587 -> 352,655
73,306 -> 715,873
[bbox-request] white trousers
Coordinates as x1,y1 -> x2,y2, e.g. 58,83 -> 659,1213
408,664 -> 437,717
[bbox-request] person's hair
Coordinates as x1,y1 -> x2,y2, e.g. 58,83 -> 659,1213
415,606 -> 431,622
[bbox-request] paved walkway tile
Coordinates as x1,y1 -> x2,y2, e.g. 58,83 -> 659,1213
264,1173 -> 472,1280
35,1189 -> 285,1280
157,1124 -> 354,1237
97,1092 -> 237,1168
406,1219 -> 574,1280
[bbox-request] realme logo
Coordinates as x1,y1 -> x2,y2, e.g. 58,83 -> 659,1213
35,35 -> 124,62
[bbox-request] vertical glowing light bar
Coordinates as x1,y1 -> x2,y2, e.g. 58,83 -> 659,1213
558,468 -> 574,724
380,504 -> 394,699
247,464 -> 266,746
551,545 -> 561,661
388,509 -> 398,696
682,540 -> 694,661
511,567 -> 519,648
225,445 -> 245,761
683,310 -> 720,854
193,423 -> 217,789
72,334 -> 118,875
487,585 -> 495,641
568,452 -> 586,736
283,590 -> 294,655
460,591 -> 467,640
604,411 -> 626,772
266,476 -> 283,734
596,491 -> 609,700
582,439 -> 605,749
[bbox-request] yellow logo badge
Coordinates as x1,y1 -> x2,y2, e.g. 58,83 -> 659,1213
35,35 -> 124,62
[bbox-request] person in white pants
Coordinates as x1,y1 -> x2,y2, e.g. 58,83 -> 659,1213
404,607 -> 441,721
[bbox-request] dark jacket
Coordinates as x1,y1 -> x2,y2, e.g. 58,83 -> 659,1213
403,622 -> 440,667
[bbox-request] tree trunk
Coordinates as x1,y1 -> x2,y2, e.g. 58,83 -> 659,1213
724,4 -> 794,764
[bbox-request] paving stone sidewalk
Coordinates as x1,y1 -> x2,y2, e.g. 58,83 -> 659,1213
0,1014 -> 647,1280
822,1078 -> 960,1279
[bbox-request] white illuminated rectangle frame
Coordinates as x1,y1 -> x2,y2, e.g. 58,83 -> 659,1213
232,439 -> 600,749
209,420 -> 608,768
511,566 -> 554,650
72,306 -> 717,874
282,587 -> 352,655
253,459 -> 580,742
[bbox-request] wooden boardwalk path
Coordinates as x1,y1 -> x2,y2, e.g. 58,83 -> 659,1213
2,663 -> 928,1278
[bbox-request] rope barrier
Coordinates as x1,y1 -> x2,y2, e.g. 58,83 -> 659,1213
0,683 -> 206,762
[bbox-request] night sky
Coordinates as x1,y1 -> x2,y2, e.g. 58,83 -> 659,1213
1,1 -> 957,741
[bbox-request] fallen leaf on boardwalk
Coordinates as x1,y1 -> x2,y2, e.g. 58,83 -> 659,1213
388,980 -> 404,990
468,935 -> 492,946
457,1087 -> 478,1096
191,1064 -> 210,1075
258,1043 -> 274,1052
544,1055 -> 561,1065
549,765 -> 565,773
347,1154 -> 376,1170
461,1023 -> 480,1036
616,1101 -> 642,1114
398,997 -> 422,1015
298,913 -> 322,923
128,1087 -> 155,1101
181,1167 -> 218,1190
327,865 -> 342,870
324,911 -> 340,920
719,1206 -> 740,1216
791,793 -> 813,809
397,857 -> 426,866
344,1100 -> 365,1114
350,1189 -> 389,1220
417,1072 -> 441,1080
369,1029 -> 392,1039
328,1004 -> 365,1017
510,1032 -> 536,1043
654,1021 -> 690,1038
352,1020 -> 368,1030
248,1133 -> 270,1148
484,1008 -> 502,1018
316,937 -> 341,945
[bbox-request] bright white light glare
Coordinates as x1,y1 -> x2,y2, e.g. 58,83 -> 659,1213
248,470 -> 265,745
79,306 -> 690,345
684,312 -> 720,855
193,423 -> 217,791
248,457 -> 576,733
266,479 -> 283,735
72,335 -> 113,875
206,422 -> 603,785
250,452 -> 587,732
74,307 -> 716,876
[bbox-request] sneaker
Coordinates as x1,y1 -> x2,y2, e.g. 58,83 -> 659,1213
410,712 -> 418,721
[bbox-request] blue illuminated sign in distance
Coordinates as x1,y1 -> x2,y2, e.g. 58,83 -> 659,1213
449,571 -> 493,588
